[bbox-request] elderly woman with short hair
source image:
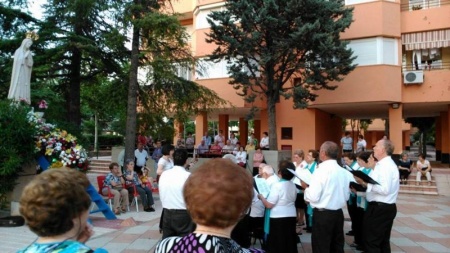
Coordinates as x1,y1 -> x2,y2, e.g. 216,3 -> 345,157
125,159 -> 155,212
258,161 -> 298,253
18,169 -> 107,253
155,159 -> 264,253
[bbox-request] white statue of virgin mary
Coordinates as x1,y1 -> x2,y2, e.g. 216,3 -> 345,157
8,37 -> 34,103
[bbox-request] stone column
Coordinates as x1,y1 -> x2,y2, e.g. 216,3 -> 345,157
435,116 -> 442,161
388,104 -> 403,160
218,114 -> 229,141
239,117 -> 248,146
441,111 -> 449,164
195,111 -> 208,145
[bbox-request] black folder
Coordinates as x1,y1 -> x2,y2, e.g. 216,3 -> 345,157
350,170 -> 379,185
253,178 -> 260,194
350,182 -> 367,192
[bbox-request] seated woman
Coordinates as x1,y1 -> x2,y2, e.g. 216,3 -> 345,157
416,154 -> 432,186
103,162 -> 129,214
125,159 -> 155,212
252,148 -> 265,177
235,146 -> 247,168
18,169 -> 106,253
210,140 -> 222,154
155,159 -> 264,253
258,161 -> 298,253
398,152 -> 412,185
222,139 -> 234,154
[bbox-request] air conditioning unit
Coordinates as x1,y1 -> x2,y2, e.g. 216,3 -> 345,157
404,70 -> 424,85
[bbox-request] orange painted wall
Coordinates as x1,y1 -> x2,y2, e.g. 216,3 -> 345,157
171,1 -> 195,14
313,65 -> 402,104
402,69 -> 450,103
401,4 -> 450,33
315,109 -> 343,148
341,1 -> 401,40
196,78 -> 245,107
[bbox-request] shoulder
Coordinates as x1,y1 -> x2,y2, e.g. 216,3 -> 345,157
20,241 -> 93,253
155,236 -> 183,252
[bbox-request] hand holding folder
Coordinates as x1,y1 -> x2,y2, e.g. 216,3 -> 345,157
350,170 -> 379,185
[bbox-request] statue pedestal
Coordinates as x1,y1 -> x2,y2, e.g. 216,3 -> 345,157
9,163 -> 36,216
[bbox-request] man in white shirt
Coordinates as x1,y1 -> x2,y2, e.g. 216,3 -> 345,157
158,149 -> 194,239
304,141 -> 350,253
134,142 -> 148,172
354,139 -> 399,253
214,130 -> 225,148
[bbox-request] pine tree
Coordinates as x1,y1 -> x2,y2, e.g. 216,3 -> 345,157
206,0 -> 356,149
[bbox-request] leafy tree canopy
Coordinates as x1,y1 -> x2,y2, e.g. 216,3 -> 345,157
206,0 -> 356,148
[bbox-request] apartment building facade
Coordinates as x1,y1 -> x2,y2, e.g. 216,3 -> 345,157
171,0 -> 450,161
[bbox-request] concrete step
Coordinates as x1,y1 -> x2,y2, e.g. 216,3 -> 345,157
399,182 -> 438,195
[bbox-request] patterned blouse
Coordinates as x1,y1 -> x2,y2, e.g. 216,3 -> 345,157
155,233 -> 265,253
103,172 -> 121,187
17,240 -> 107,253
125,170 -> 141,187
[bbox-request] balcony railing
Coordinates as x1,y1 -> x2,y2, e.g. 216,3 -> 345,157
401,0 -> 450,11
402,61 -> 450,72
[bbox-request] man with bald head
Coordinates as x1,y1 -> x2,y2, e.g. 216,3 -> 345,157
354,139 -> 399,253
304,141 -> 350,253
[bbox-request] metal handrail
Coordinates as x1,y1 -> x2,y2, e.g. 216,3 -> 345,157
400,1 -> 450,12
401,61 -> 450,72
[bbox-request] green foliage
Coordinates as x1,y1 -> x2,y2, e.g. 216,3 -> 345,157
0,100 -> 36,207
206,0 -> 356,148
97,135 -> 124,148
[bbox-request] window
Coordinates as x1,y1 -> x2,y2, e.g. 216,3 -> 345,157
347,37 -> 398,66
281,127 -> 293,140
195,3 -> 226,30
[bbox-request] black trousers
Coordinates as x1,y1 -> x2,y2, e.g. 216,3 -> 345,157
312,208 -> 344,253
353,207 -> 365,246
162,209 -> 195,239
347,195 -> 358,232
363,202 -> 397,253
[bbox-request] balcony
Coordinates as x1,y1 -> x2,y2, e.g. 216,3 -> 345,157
400,0 -> 450,11
401,1 -> 450,33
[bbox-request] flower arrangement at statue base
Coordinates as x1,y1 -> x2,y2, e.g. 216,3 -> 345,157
29,108 -> 90,172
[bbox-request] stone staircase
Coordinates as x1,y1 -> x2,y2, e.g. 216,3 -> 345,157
399,174 -> 438,195
88,159 -> 110,174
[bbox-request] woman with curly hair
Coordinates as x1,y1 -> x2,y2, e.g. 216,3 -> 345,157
18,168 -> 106,253
155,159 -> 265,253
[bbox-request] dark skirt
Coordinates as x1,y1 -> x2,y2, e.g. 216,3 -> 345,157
267,216 -> 298,253
295,193 -> 306,209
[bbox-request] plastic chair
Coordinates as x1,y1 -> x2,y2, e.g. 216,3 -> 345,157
128,183 -> 140,212
96,175 -> 113,210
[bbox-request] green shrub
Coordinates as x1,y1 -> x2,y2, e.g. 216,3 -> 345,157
0,101 -> 36,208
88,135 -> 123,149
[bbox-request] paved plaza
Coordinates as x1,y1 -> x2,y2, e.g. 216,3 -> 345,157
1,165 -> 450,252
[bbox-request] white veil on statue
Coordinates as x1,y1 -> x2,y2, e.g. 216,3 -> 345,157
8,37 -> 34,103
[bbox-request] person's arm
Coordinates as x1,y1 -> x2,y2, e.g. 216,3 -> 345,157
425,160 -> 432,173
365,166 -> 391,196
304,171 -> 324,203
258,194 -> 275,209
125,171 -> 134,181
157,159 -> 165,175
